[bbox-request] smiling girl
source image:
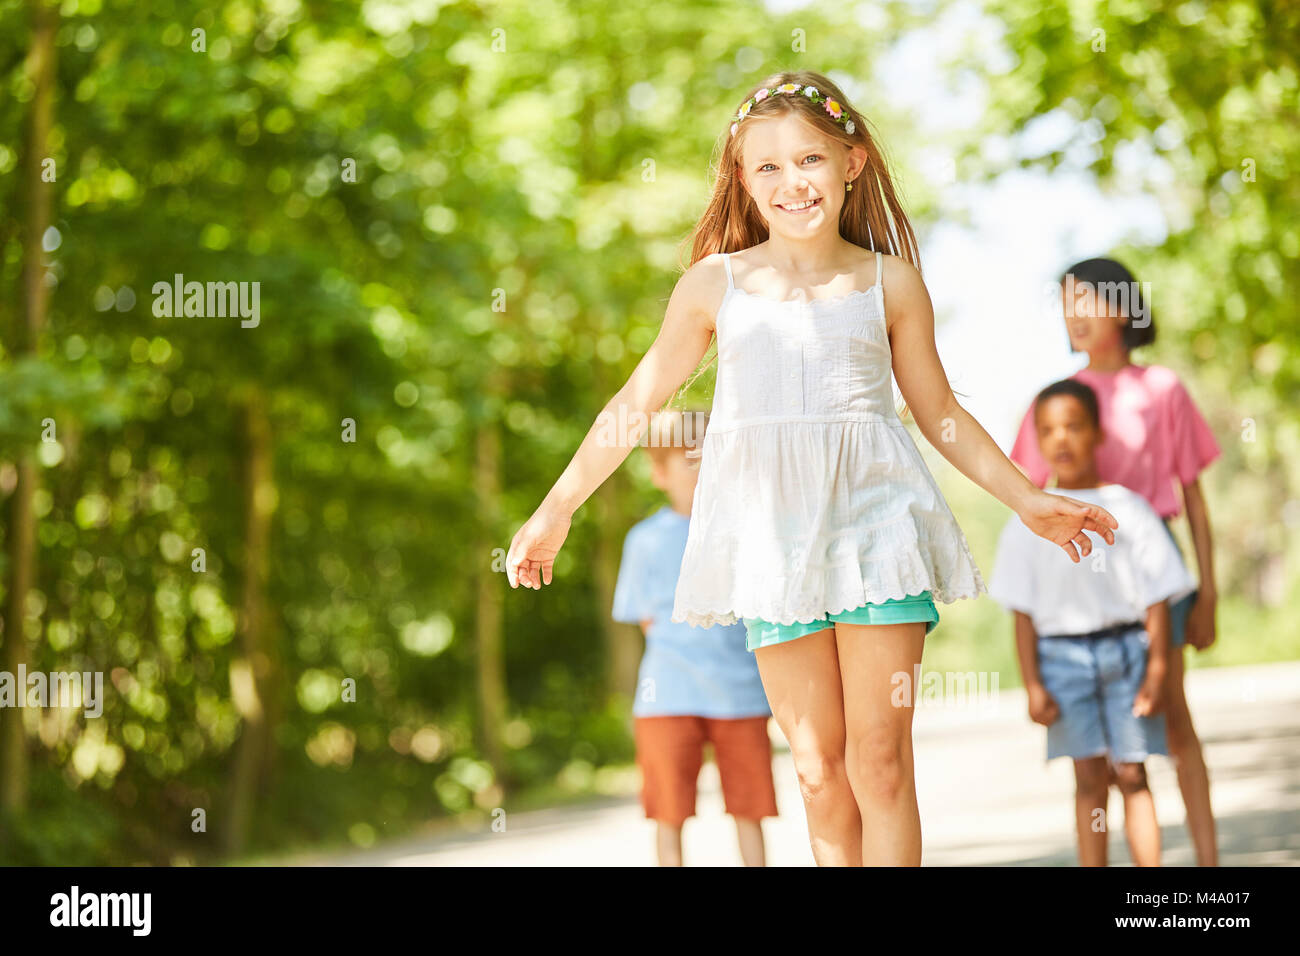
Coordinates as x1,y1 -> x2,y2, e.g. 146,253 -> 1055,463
506,71 -> 1118,865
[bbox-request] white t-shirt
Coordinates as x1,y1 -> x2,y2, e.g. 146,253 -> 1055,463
988,484 -> 1196,637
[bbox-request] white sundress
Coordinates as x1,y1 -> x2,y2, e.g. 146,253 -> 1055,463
670,249 -> 989,629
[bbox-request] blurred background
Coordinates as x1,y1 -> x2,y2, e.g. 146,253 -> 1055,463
0,0 -> 1296,865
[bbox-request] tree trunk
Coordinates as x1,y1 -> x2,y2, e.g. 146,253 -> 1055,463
0,0 -> 58,819
0,458 -> 37,815
223,389 -> 276,857
474,405 -> 506,784
590,360 -> 640,703
594,480 -> 641,702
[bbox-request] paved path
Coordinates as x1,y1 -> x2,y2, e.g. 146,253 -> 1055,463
278,661 -> 1300,866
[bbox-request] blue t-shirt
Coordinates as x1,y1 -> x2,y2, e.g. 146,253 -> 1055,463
612,506 -> 771,719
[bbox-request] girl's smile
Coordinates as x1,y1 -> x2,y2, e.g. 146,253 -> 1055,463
776,197 -> 823,214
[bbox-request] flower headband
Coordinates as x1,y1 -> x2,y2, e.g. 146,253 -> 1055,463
730,82 -> 856,138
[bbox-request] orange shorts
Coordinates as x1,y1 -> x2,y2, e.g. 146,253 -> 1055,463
633,715 -> 779,827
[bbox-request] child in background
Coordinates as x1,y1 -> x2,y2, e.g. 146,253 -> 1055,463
1010,256 -> 1222,865
611,409 -> 777,867
991,380 -> 1195,866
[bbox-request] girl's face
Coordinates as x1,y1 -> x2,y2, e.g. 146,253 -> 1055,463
1060,278 -> 1127,354
736,113 -> 865,237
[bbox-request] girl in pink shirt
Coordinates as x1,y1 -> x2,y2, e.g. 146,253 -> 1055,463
1010,257 -> 1221,866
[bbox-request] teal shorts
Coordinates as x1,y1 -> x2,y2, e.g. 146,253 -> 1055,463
743,591 -> 939,652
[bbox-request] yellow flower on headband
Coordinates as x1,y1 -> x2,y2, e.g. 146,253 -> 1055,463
731,83 -> 857,137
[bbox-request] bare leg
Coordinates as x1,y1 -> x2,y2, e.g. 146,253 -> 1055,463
1074,757 -> 1110,866
833,620 -> 926,866
733,816 -> 765,866
754,629 -> 860,865
1163,646 -> 1219,865
655,822 -> 683,866
1114,761 -> 1161,866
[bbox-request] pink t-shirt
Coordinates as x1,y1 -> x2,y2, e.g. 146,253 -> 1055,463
1009,364 -> 1221,519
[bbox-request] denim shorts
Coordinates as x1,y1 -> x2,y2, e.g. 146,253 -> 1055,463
1161,518 -> 1198,649
742,591 -> 939,653
1037,626 -> 1167,763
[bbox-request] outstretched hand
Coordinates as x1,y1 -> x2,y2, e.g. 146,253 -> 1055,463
1018,491 -> 1118,563
505,504 -> 572,589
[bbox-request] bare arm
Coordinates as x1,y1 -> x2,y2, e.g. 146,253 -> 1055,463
1142,600 -> 1170,683
507,258 -> 721,589
1012,610 -> 1042,687
540,271 -> 715,515
1181,481 -> 1215,596
1133,600 -> 1170,715
884,256 -> 1117,562
1013,610 -> 1058,726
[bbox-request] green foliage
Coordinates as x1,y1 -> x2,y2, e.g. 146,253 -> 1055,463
967,0 -> 1300,628
0,0 -> 1292,864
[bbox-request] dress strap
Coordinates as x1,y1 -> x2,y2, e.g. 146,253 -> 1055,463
721,252 -> 735,291
874,251 -> 883,289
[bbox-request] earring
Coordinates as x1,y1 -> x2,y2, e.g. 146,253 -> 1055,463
846,181 -> 853,192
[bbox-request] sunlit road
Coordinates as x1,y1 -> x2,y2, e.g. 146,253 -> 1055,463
277,662 -> 1300,867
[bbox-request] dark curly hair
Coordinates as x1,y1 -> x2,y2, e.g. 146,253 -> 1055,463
1033,378 -> 1101,428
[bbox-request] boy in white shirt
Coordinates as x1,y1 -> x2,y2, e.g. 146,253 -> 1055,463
990,379 -> 1195,866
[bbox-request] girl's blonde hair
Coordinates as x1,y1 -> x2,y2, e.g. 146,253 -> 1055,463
671,70 -> 921,405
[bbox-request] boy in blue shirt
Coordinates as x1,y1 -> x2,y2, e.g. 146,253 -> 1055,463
990,380 -> 1194,866
612,409 -> 777,866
